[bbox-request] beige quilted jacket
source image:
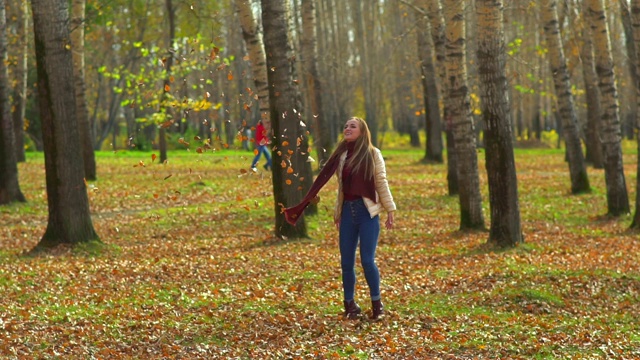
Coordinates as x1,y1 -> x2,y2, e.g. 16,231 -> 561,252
333,148 -> 397,222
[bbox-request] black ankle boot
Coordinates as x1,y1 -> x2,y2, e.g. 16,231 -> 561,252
371,299 -> 384,320
343,300 -> 361,319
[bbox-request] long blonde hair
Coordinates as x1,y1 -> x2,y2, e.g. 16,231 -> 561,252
327,117 -> 375,180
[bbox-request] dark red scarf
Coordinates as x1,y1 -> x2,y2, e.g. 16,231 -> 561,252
284,143 -> 375,225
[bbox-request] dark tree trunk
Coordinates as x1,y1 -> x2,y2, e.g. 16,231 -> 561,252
262,0 -> 310,238
0,0 -> 26,205
159,0 -> 175,164
417,9 -> 443,163
31,0 -> 99,248
11,0 -> 28,163
476,0 -> 523,246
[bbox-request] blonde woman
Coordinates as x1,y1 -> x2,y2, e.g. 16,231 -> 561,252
285,117 -> 396,320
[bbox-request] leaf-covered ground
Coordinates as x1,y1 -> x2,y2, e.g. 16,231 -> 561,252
1,146 -> 639,359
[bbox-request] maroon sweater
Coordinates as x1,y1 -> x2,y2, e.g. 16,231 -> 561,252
284,142 -> 375,225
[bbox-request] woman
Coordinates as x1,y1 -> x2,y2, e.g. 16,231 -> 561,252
285,117 -> 396,320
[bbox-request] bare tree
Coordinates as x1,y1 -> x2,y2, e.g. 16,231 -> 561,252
585,0 -> 630,216
629,0 -> 640,228
416,0 -> 443,163
235,0 -> 270,133
580,12 -> 604,169
262,0 -> 310,238
301,0 -> 333,166
476,0 -> 522,246
443,0 -> 484,230
71,0 -> 97,180
30,0 -> 99,248
0,0 -> 26,205
10,0 -> 28,163
541,0 -> 590,194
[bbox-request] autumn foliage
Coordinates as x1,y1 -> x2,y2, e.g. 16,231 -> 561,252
1,147 -> 639,358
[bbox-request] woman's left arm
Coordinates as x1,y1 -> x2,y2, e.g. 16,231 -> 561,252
374,149 -> 396,228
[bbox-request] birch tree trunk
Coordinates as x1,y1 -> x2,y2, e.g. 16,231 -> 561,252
31,0 -> 99,248
0,0 -> 26,205
71,0 -> 97,180
443,0 -> 485,230
476,0 -> 522,246
580,16 -> 604,169
262,0 -> 309,238
586,0 -> 630,216
352,0 -> 378,145
301,0 -> 332,165
541,0 -> 590,194
428,0 -> 457,193
235,0 -> 270,130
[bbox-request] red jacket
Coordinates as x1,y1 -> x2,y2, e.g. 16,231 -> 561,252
255,122 -> 270,146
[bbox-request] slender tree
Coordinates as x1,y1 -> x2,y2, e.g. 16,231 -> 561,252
476,0 -> 522,246
0,0 -> 26,205
159,0 -> 176,164
541,0 -> 590,194
428,0 -> 456,194
585,0 -> 630,216
443,0 -> 485,229
10,0 -> 28,163
262,0 -> 310,238
30,0 -> 99,248
71,0 -> 97,180
416,0 -> 443,163
580,13 -> 604,169
235,0 -> 270,133
352,0 -> 379,145
629,0 -> 640,228
301,0 -> 332,166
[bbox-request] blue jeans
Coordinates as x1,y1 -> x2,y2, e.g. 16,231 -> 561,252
339,198 -> 381,302
251,144 -> 272,169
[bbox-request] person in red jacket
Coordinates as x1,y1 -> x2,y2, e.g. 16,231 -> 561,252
251,120 -> 272,171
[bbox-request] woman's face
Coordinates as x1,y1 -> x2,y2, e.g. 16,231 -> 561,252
343,119 -> 361,142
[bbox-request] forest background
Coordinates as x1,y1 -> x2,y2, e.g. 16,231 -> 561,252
1,0 -> 640,358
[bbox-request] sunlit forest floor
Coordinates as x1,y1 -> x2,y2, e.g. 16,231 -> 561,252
1,143 -> 639,359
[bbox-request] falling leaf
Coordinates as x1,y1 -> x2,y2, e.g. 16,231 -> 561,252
210,47 -> 219,60
281,160 -> 287,168
151,154 -> 157,162
227,72 -> 234,81
287,167 -> 294,174
286,179 -> 292,185
282,141 -> 290,147
164,84 -> 171,92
